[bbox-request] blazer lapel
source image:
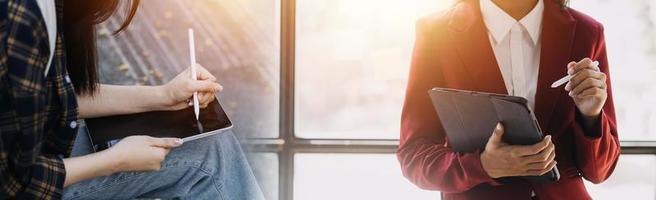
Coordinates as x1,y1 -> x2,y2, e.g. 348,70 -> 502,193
449,0 -> 507,95
534,2 -> 577,129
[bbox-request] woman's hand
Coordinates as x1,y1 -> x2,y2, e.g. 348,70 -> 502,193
480,123 -> 556,178
159,64 -> 223,111
107,136 -> 183,172
564,58 -> 607,122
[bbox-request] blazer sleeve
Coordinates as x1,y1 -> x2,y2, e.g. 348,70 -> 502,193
397,19 -> 499,193
572,25 -> 620,184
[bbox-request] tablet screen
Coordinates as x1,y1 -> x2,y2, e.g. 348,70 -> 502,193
86,98 -> 232,147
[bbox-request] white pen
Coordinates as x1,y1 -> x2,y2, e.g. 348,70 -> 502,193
550,61 -> 599,88
188,29 -> 200,120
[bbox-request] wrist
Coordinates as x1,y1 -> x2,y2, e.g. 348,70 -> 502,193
153,85 -> 175,111
579,110 -> 601,131
103,148 -> 125,174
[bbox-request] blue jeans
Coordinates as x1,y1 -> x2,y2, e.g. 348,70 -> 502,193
63,127 -> 264,200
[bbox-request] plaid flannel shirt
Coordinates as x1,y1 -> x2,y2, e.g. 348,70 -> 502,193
0,0 -> 78,199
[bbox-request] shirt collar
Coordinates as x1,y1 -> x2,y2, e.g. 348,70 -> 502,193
480,0 -> 544,45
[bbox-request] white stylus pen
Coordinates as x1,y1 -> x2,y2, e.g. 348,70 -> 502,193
551,61 -> 599,88
188,29 -> 200,120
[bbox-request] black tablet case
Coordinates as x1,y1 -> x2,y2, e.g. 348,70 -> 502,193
428,88 -> 560,183
86,99 -> 232,151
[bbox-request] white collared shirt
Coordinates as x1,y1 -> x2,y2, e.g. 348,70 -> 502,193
480,0 -> 544,109
36,0 -> 57,77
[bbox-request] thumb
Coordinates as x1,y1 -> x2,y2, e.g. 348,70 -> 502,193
189,80 -> 223,93
150,137 -> 184,148
487,123 -> 505,148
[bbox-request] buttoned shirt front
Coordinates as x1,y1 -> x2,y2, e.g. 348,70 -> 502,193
480,0 -> 544,109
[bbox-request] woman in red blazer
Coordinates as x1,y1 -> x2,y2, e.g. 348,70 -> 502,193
397,0 -> 620,199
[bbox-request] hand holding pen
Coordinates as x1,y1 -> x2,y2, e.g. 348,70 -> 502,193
159,63 -> 222,111
552,58 -> 608,121
155,29 -> 222,112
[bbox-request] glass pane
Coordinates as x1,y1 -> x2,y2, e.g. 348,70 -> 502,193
586,155 -> 656,199
294,154 -> 440,200
570,1 -> 656,140
247,153 -> 279,200
97,0 -> 280,138
295,0 -> 454,139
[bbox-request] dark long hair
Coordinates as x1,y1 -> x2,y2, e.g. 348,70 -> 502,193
63,0 -> 140,95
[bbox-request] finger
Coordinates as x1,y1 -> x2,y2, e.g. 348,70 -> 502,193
171,101 -> 190,110
149,148 -> 170,171
150,137 -> 184,148
164,148 -> 172,156
569,77 -> 606,96
487,123 -> 505,148
567,58 -> 599,75
188,80 -> 223,93
200,93 -> 215,106
527,160 -> 557,176
198,92 -> 211,103
565,69 -> 593,91
159,147 -> 171,157
566,61 -> 576,70
568,58 -> 592,75
516,135 -> 552,156
524,141 -> 555,164
568,60 -> 600,76
579,57 -> 593,65
565,70 -> 604,91
195,64 -> 217,82
198,95 -> 212,108
577,87 -> 606,98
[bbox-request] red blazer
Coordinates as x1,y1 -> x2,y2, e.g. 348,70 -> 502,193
397,1 -> 620,199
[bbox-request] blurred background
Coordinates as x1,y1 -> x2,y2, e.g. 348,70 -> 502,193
96,0 -> 656,199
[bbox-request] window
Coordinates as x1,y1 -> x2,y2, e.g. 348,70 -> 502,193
248,153 -> 279,200
585,155 -> 656,199
97,0 -> 656,200
97,0 -> 280,139
294,0 -> 452,139
570,0 -> 656,141
294,154 -> 439,200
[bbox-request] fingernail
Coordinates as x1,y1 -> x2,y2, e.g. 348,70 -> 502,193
188,102 -> 193,106
175,139 -> 184,145
216,85 -> 223,91
545,135 -> 551,140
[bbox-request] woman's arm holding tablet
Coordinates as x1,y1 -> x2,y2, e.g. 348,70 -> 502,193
63,136 -> 183,187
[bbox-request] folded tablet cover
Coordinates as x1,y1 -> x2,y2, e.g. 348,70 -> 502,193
428,88 -> 559,182
86,99 -> 232,145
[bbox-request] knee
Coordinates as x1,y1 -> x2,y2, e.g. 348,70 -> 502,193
165,131 -> 243,172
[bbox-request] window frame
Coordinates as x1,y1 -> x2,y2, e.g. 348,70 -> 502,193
245,1 -> 656,199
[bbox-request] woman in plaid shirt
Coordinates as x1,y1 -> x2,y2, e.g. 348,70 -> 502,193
0,0 -> 263,199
